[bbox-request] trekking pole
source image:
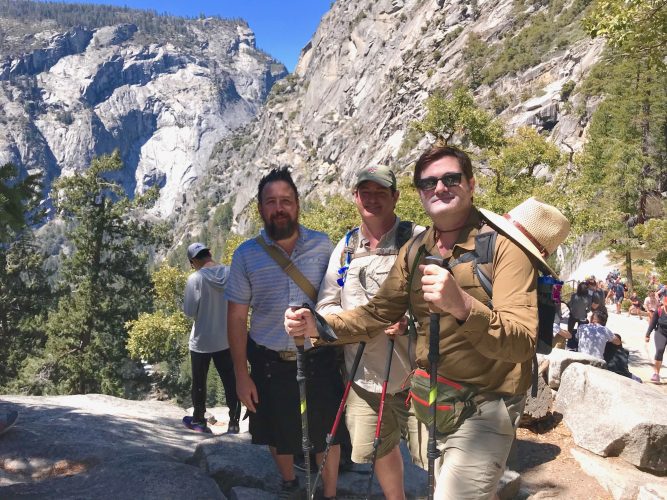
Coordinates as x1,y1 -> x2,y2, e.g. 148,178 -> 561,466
311,341 -> 366,500
294,335 -> 312,499
365,337 -> 395,500
424,256 -> 445,500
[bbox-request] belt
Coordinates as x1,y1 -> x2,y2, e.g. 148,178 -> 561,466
252,341 -> 297,362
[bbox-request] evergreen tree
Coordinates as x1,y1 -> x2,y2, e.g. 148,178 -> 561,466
23,152 -> 163,395
0,162 -> 50,391
0,162 -> 42,242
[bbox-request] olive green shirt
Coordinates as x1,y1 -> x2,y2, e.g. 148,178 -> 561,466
324,208 -> 539,396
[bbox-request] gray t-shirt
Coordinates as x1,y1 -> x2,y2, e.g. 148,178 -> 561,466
183,265 -> 230,353
577,323 -> 615,359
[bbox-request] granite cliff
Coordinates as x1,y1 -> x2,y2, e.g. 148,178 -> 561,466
0,1 -> 287,216
177,0 -> 604,257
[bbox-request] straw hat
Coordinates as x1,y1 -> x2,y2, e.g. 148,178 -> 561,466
479,197 -> 570,277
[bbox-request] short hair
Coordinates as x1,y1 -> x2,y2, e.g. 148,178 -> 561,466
413,145 -> 474,186
257,167 -> 299,204
191,249 -> 211,261
592,309 -> 608,326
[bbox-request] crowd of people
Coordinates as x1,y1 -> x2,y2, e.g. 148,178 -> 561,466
556,272 -> 666,384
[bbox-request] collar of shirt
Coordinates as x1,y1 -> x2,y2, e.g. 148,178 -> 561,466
358,216 -> 402,250
422,208 -> 482,260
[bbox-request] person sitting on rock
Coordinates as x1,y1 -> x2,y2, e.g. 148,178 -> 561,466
603,334 -> 641,383
628,291 -> 646,319
576,310 -> 619,359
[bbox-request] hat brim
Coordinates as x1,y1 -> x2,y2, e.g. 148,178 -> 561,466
478,208 -> 559,278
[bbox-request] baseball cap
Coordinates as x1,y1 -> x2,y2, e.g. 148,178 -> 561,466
187,242 -> 209,260
355,165 -> 397,190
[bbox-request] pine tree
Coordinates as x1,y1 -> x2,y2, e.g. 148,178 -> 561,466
25,152 -> 164,395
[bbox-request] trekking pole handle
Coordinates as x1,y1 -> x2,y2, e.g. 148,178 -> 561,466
424,256 -> 447,363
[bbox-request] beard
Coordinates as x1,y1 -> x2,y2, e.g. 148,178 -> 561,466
264,211 -> 299,241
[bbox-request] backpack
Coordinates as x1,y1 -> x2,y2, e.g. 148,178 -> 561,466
405,219 -> 563,396
337,220 -> 416,287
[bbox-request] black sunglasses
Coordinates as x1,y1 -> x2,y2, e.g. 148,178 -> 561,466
415,172 -> 463,191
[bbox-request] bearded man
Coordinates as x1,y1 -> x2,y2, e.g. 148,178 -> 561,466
225,167 -> 342,500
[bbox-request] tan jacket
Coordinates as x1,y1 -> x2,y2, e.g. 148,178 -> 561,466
325,208 -> 538,396
317,218 -> 423,394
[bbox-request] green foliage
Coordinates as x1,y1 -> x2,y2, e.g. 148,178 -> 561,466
151,265 -> 190,313
462,33 -> 491,89
477,127 -> 566,213
300,195 -> 358,243
584,0 -> 667,68
126,310 -> 190,363
21,151 -> 164,396
564,50 -> 666,287
395,176 -> 430,228
413,87 -> 505,151
474,0 -> 592,85
0,162 -> 43,242
560,80 -> 576,101
0,235 -> 52,390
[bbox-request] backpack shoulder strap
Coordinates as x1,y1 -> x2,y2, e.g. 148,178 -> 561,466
405,229 -> 428,333
255,236 -> 318,303
473,226 -> 497,301
396,220 -> 416,248
340,227 -> 360,268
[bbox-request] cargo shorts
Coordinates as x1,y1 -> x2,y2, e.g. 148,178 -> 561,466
345,383 -> 423,467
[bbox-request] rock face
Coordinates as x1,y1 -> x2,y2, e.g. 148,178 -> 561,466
0,12 -> 286,216
180,0 -> 605,240
555,364 -> 667,473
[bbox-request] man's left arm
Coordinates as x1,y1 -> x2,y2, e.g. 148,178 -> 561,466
459,235 -> 539,363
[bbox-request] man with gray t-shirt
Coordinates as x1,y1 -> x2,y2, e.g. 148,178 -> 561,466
182,242 -> 240,434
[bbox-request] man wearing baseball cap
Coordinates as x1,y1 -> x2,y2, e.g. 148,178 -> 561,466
182,242 -> 241,433
317,165 -> 423,499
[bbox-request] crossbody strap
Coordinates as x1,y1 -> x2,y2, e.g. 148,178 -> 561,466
255,236 -> 318,303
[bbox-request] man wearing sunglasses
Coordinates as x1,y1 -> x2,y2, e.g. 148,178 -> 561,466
286,145 -> 547,499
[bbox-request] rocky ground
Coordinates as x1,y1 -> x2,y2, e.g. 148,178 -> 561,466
0,309 -> 665,499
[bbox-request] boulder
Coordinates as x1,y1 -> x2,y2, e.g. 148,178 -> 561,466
522,372 -> 552,423
547,348 -> 606,389
571,447 -> 667,500
555,364 -> 667,473
194,433 -> 428,498
0,395 -> 225,498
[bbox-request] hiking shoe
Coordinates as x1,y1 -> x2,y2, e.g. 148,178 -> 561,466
227,421 -> 240,434
182,416 -> 212,433
278,478 -> 302,500
650,373 -> 660,383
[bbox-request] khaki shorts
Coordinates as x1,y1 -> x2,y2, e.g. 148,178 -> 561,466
345,384 -> 424,467
418,394 -> 526,500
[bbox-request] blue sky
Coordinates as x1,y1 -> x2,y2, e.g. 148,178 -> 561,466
55,0 -> 332,71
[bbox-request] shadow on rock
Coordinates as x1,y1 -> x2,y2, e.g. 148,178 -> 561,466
514,440 -> 562,472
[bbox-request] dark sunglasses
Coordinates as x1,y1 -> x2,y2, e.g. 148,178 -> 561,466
415,172 -> 463,191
